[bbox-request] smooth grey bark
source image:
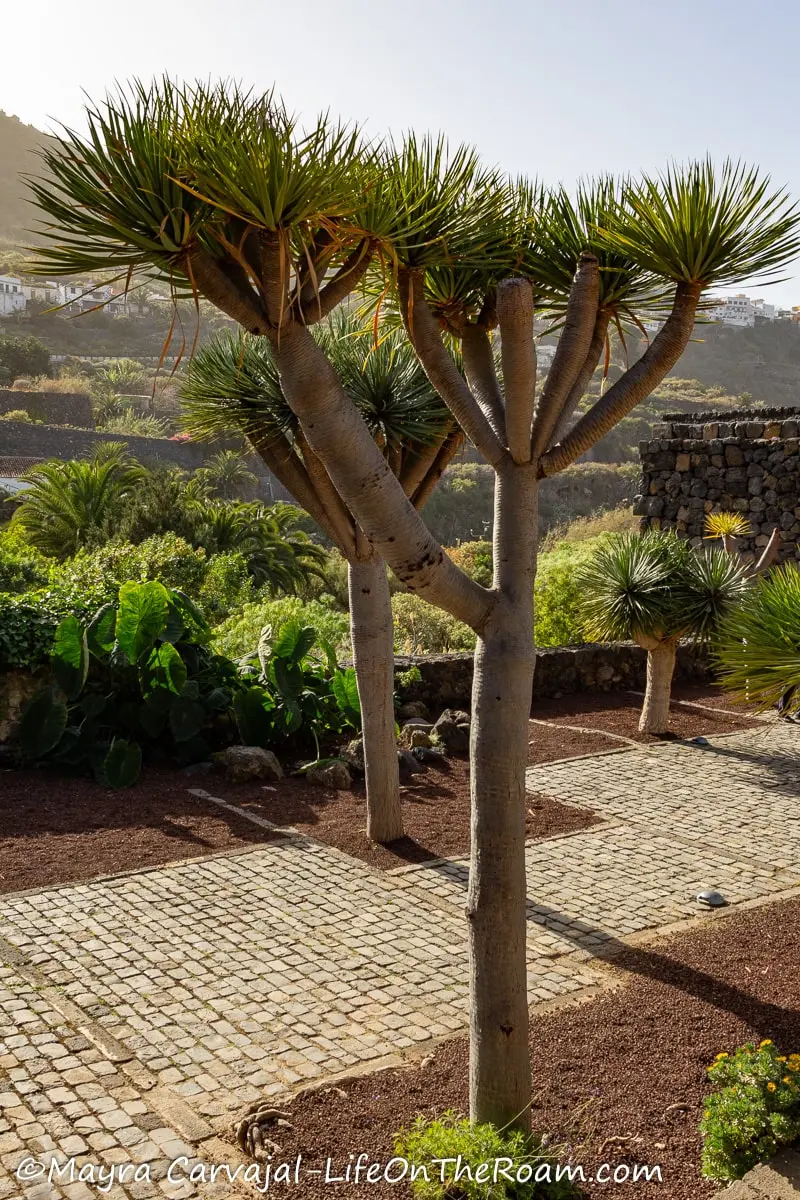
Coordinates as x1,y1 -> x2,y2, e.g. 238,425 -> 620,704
468,463 -> 539,1132
348,556 -> 403,843
638,639 -> 677,734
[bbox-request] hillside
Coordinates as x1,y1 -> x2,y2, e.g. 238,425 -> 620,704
666,319 -> 800,407
0,111 -> 51,246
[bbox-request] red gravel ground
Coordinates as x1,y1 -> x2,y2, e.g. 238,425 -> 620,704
261,895 -> 800,1200
0,685 -> 766,890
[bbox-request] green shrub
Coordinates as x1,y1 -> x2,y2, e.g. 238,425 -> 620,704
0,540 -> 50,593
392,592 -> 476,654
447,541 -> 493,587
197,552 -> 255,622
49,534 -> 209,606
395,1112 -> 581,1198
534,537 -> 615,648
0,409 -> 33,423
214,596 -> 350,661
0,591 -> 77,668
701,1041 -> 800,1182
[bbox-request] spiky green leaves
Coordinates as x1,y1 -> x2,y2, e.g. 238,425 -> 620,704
601,160 -> 800,288
577,530 -> 749,645
715,562 -> 800,713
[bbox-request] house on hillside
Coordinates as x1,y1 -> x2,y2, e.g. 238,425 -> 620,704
0,275 -> 25,316
21,277 -> 60,305
56,281 -> 131,317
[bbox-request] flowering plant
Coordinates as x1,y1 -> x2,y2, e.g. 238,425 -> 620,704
701,1040 -> 800,1180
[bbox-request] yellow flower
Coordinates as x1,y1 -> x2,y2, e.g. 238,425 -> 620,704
760,1040 -> 773,1048
784,1077 -> 793,1085
767,1082 -> 777,1092
715,1053 -> 729,1061
778,1057 -> 787,1063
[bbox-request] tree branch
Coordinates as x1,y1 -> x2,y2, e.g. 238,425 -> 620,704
412,430 -> 465,513
497,279 -> 536,464
540,281 -> 703,477
258,230 -> 291,327
399,269 -> 508,469
186,249 -> 268,333
549,309 -> 611,446
294,429 -> 358,558
269,320 -> 494,632
460,324 -> 505,441
530,253 -> 600,459
247,427 -> 349,550
399,433 -> 449,500
296,240 -> 373,326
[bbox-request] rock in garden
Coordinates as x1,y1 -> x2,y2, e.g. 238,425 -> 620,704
398,701 -> 430,720
409,729 -> 433,748
432,709 -> 471,755
696,889 -> 727,908
411,745 -> 446,764
214,746 -> 283,782
398,749 -> 426,779
401,717 -> 434,731
307,761 -> 352,790
342,737 -> 365,774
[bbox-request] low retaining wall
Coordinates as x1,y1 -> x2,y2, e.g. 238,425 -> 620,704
0,389 -> 93,427
395,642 -> 712,709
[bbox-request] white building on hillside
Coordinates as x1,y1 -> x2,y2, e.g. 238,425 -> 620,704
21,278 -> 60,305
706,293 -> 790,327
0,275 -> 26,316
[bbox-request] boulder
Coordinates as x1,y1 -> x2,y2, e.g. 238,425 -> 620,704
397,700 -> 430,721
398,749 -> 426,779
307,761 -> 352,790
432,708 -> 471,755
214,746 -> 283,782
343,737 -> 365,774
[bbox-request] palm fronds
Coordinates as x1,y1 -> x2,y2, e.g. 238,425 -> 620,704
715,562 -> 800,713
704,511 -> 752,539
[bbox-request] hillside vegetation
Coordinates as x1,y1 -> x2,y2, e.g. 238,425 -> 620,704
0,111 -> 51,246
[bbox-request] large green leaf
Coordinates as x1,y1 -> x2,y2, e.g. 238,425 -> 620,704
52,615 -> 89,700
86,603 -> 118,658
270,657 -> 305,700
332,667 -> 361,726
18,689 -> 68,760
232,686 -> 275,747
272,619 -> 317,664
115,581 -> 170,665
168,695 -> 205,743
102,738 -> 142,788
143,643 -> 187,696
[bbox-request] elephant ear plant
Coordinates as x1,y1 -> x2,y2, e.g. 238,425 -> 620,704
18,581 -> 239,786
28,78 -> 800,1133
577,531 -> 749,734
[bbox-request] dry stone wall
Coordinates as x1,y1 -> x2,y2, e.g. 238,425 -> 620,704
635,407 -> 800,559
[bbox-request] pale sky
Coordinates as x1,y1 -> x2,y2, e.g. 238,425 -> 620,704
3,0 -> 799,302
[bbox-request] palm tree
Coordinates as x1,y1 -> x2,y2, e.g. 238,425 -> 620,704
11,443 -> 145,559
197,500 -> 326,593
29,78 -> 800,1133
578,531 -> 749,733
195,449 -> 258,500
181,313 -> 457,844
715,561 -> 800,715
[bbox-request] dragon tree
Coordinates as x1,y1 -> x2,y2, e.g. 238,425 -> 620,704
30,81 -> 800,1132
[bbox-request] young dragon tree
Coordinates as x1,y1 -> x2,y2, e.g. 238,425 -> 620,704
577,531 -> 749,733
180,312 -> 459,843
29,80 -> 800,1133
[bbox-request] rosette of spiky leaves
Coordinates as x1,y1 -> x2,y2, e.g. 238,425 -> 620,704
715,562 -> 800,713
577,531 -> 748,646
181,310 -> 452,452
523,178 -> 671,327
705,511 -> 753,540
600,159 -> 800,288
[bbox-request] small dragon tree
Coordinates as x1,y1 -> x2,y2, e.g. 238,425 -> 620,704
577,531 -> 749,733
28,80 -> 800,1132
181,312 -> 458,843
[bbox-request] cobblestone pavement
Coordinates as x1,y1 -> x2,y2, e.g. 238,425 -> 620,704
0,723 -> 797,1195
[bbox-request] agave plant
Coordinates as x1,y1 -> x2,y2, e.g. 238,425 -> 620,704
705,509 -> 780,571
11,443 -> 146,559
715,562 -> 800,715
578,531 -> 749,733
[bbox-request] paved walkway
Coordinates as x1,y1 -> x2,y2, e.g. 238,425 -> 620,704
0,723 -> 797,1196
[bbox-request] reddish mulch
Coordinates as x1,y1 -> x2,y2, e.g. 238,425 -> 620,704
262,896 -> 800,1199
0,766 -> 275,894
531,684 -> 764,748
233,757 -> 600,871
